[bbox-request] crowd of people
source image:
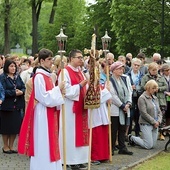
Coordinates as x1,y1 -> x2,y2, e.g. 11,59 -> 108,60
0,49 -> 170,170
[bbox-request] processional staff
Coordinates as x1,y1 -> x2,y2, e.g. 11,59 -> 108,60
101,30 -> 112,162
84,33 -> 101,170
55,27 -> 68,170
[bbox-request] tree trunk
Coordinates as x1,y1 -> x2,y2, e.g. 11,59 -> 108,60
31,0 -> 43,55
49,0 -> 58,24
4,0 -> 11,55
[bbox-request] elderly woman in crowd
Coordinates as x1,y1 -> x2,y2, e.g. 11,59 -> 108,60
129,80 -> 162,149
140,62 -> 168,140
109,61 -> 133,155
126,58 -> 144,137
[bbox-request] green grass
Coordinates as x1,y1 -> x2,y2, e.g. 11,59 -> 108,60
131,151 -> 170,170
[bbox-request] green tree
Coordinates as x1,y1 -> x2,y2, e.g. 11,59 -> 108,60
84,0 -> 116,56
110,0 -> 170,57
10,0 -> 32,52
0,0 -> 32,55
49,0 -> 58,24
39,0 -> 87,55
3,0 -> 11,54
31,0 -> 43,55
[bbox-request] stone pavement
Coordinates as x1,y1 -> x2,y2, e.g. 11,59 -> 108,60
0,135 -> 169,170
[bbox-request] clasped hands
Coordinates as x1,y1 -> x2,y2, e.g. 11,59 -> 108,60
16,89 -> 23,96
153,121 -> 160,128
123,103 -> 131,113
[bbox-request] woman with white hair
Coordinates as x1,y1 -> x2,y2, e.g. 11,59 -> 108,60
152,53 -> 161,62
126,58 -> 144,137
129,80 -> 162,149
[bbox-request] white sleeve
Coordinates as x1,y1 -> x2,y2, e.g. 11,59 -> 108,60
58,69 -> 80,101
34,74 -> 64,107
100,88 -> 112,104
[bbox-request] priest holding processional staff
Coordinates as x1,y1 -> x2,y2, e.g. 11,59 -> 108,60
56,28 -> 89,170
58,48 -> 89,170
58,30 -> 112,170
83,32 -> 112,169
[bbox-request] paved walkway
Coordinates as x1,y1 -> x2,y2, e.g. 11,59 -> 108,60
0,135 -> 169,170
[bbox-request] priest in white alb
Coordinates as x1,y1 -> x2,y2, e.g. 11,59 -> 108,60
58,49 -> 89,170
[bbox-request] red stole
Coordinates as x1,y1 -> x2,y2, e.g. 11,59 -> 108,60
55,69 -> 61,86
65,66 -> 89,146
18,73 -> 60,162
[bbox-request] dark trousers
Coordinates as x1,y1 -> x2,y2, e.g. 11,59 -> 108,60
129,97 -> 140,136
111,116 -> 126,150
160,106 -> 166,128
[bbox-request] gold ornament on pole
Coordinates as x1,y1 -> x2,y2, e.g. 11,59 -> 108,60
84,34 -> 101,109
84,32 -> 102,170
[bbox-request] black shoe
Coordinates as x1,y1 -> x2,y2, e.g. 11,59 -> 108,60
114,145 -> 120,150
100,160 -> 109,163
118,148 -> 133,155
113,146 -> 118,151
79,164 -> 87,170
91,160 -> 101,165
2,148 -> 12,154
10,150 -> 18,154
70,165 -> 80,170
128,134 -> 136,146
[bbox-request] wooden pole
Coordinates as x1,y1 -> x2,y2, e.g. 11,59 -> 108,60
56,28 -> 68,170
105,52 -> 112,162
88,109 -> 93,170
61,54 -> 67,170
88,34 -> 96,170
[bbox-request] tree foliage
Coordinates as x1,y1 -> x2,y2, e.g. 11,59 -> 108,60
110,0 -> 170,57
0,0 -> 169,58
85,0 -> 116,56
0,0 -> 32,55
39,0 -> 87,55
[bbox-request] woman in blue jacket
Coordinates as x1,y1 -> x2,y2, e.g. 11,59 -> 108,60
0,59 -> 25,154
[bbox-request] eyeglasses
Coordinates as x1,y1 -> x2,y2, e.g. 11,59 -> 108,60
73,56 -> 83,60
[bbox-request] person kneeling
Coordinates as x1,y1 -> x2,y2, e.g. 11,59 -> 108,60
128,80 -> 162,149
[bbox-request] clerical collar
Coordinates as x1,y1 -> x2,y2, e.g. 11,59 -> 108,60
39,66 -> 51,73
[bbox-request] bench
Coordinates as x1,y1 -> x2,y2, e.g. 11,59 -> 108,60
159,125 -> 170,151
